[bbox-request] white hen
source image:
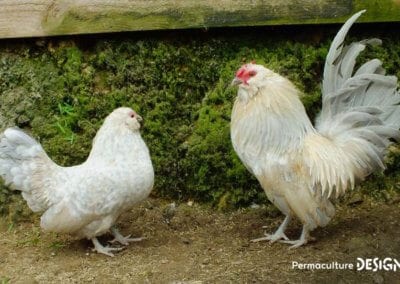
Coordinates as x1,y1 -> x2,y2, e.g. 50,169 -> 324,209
0,107 -> 154,256
231,11 -> 400,247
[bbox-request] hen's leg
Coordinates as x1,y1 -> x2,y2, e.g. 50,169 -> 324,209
91,237 -> 122,257
280,225 -> 311,249
251,215 -> 291,243
109,227 -> 145,246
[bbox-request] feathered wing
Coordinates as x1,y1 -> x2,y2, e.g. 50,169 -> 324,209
38,171 -> 105,235
0,128 -> 62,212
309,10 -> 400,198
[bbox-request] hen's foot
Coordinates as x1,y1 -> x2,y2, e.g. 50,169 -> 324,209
251,215 -> 291,243
110,227 -> 145,246
280,225 -> 313,249
91,237 -> 123,257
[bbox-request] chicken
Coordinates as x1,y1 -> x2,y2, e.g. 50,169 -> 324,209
0,107 -> 154,256
230,10 -> 400,248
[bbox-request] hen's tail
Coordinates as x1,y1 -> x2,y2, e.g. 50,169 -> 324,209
313,10 -> 400,197
0,128 -> 59,212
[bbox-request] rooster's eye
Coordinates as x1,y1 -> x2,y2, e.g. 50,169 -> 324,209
248,71 -> 257,77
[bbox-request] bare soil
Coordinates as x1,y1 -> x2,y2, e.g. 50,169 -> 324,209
0,196 -> 399,283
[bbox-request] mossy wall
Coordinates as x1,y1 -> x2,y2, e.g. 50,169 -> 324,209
1,24 -> 400,215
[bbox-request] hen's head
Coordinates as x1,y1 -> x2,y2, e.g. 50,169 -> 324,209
107,107 -> 143,131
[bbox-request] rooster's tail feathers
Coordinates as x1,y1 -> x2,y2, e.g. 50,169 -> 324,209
0,128 -> 58,212
314,10 -> 400,197
319,9 -> 400,130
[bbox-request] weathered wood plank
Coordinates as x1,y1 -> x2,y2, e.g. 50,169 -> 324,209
0,0 -> 400,38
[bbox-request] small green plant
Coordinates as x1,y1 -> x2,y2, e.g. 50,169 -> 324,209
49,240 -> 66,250
0,277 -> 10,284
17,227 -> 41,247
55,102 -> 78,143
7,223 -> 14,233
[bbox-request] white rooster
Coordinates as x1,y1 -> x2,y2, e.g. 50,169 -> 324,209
231,11 -> 400,248
0,107 -> 154,256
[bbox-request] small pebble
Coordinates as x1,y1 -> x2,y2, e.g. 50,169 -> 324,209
372,274 -> 384,284
250,203 -> 260,209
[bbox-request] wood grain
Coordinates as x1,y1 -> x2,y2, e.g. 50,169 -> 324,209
0,0 -> 399,38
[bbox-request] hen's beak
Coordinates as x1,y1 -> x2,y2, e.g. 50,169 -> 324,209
137,115 -> 143,122
231,77 -> 242,86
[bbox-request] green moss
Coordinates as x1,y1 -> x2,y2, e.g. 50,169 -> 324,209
354,0 -> 400,23
1,26 -> 400,214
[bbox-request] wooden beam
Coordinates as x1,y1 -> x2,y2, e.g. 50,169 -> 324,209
0,0 -> 400,39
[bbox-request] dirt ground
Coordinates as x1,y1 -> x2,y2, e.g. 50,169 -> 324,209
0,195 -> 399,283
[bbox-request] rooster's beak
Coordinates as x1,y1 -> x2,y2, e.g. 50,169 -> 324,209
231,77 -> 242,86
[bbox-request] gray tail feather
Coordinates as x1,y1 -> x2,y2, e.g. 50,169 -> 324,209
316,10 -> 400,178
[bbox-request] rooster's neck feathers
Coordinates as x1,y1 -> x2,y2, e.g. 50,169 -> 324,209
232,71 -> 315,152
231,72 -> 317,176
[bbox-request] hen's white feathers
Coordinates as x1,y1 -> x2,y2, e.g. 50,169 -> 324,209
0,107 -> 154,243
0,128 -> 59,212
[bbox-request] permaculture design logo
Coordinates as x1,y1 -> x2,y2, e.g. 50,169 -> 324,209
292,257 -> 400,271
356,258 -> 400,272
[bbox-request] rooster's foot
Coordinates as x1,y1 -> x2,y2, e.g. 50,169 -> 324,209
251,215 -> 291,243
280,225 -> 313,249
110,227 -> 145,246
251,231 -> 289,243
280,239 -> 307,249
91,237 -> 123,257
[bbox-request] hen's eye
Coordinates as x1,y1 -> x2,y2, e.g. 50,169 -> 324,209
248,71 -> 257,77
130,113 -> 135,118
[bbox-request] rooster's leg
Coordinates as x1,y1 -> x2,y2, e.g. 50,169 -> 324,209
280,225 -> 311,249
251,215 -> 291,243
109,227 -> 145,246
91,237 -> 123,257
